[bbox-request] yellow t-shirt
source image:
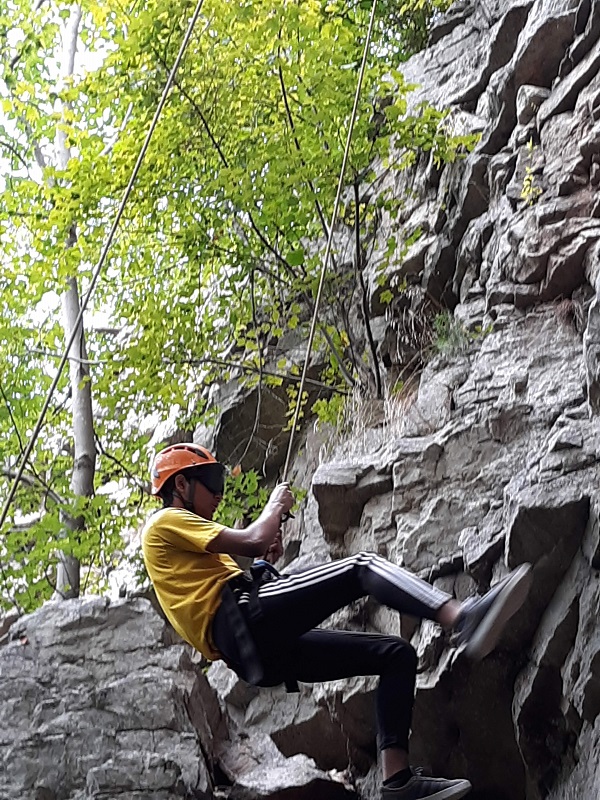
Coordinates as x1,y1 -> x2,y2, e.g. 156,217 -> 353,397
141,507 -> 242,659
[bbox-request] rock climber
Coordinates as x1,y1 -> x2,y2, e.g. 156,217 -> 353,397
142,442 -> 532,800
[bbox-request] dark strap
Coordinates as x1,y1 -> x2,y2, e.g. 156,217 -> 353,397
216,569 -> 299,693
217,582 -> 265,686
252,559 -> 280,577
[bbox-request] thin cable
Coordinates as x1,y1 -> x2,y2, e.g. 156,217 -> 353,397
282,0 -> 378,481
0,0 -> 207,562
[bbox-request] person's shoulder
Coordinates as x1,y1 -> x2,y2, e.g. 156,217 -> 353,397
148,507 -> 224,532
144,507 -> 175,526
142,507 -> 182,538
154,507 -> 185,522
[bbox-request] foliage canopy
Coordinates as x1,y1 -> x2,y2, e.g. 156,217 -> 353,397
0,0 -> 475,613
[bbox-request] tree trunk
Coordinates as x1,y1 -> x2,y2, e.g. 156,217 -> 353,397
54,5 -> 95,599
57,273 -> 95,597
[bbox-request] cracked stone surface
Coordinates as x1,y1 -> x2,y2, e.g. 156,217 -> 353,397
4,0 -> 600,798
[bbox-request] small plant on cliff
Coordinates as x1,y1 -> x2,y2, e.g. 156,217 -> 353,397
521,166 -> 543,205
556,297 -> 584,334
521,139 -> 543,205
313,394 -> 348,429
432,312 -> 470,355
432,312 -> 492,356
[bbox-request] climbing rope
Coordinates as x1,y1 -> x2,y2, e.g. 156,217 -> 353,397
0,0 -> 208,583
282,0 -> 378,481
1,0 -> 378,610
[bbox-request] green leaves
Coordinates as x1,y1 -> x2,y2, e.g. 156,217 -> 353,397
214,469 -> 269,527
0,0 -> 470,614
287,250 -> 305,267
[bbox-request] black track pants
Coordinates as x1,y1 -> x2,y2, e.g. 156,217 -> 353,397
245,551 -> 451,751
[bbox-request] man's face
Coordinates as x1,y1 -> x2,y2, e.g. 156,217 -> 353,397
172,464 -> 225,518
188,476 -> 223,520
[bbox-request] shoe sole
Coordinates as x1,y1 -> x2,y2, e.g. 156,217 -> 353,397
465,564 -> 533,660
383,781 -> 472,799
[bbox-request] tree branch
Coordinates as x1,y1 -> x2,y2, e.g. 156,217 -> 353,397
177,356 -> 348,394
0,380 -> 25,454
7,0 -> 50,71
100,103 -> 134,157
1,469 -> 65,506
277,55 -> 331,243
154,52 -> 354,388
94,433 -> 148,492
0,139 -> 30,171
172,75 -> 300,278
29,346 -> 103,366
0,379 -> 66,509
234,270 -> 263,467
44,562 -> 67,599
354,180 -> 382,398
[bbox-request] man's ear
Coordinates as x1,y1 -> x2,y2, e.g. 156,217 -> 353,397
174,473 -> 189,495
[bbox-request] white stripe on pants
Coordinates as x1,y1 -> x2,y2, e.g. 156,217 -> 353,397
253,551 -> 451,640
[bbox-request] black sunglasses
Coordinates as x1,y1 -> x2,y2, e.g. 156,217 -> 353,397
188,464 -> 226,496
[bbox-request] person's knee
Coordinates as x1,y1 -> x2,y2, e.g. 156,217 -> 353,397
350,551 -> 391,598
385,637 -> 418,674
404,641 -> 418,673
352,550 -> 378,566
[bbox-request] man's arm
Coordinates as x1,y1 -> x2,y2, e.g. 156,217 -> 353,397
206,483 -> 293,557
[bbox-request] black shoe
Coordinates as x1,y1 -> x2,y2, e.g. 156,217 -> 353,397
382,772 -> 471,799
452,563 -> 533,659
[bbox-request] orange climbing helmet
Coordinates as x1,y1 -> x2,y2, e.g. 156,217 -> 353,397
150,443 -> 225,496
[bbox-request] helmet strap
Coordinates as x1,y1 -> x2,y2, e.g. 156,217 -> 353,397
173,477 -> 196,513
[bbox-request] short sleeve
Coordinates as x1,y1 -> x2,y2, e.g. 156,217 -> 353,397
153,508 -> 225,553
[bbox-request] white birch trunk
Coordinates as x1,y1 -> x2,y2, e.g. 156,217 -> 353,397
54,4 -> 95,599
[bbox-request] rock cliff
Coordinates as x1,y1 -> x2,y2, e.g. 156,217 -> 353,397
2,0 -> 600,797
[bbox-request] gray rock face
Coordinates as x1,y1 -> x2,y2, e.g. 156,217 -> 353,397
5,1 -> 600,799
0,598 -> 353,800
312,463 -> 392,540
302,0 -> 600,795
310,303 -> 600,800
0,598 -> 219,800
193,346 -> 325,483
218,732 -> 355,800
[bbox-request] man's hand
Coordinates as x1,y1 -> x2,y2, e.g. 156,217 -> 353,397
264,531 -> 283,563
266,482 -> 294,517
262,483 -> 293,563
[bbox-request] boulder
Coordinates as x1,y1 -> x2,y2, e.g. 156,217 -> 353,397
217,732 -> 356,800
312,463 -> 392,540
0,598 -> 217,800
